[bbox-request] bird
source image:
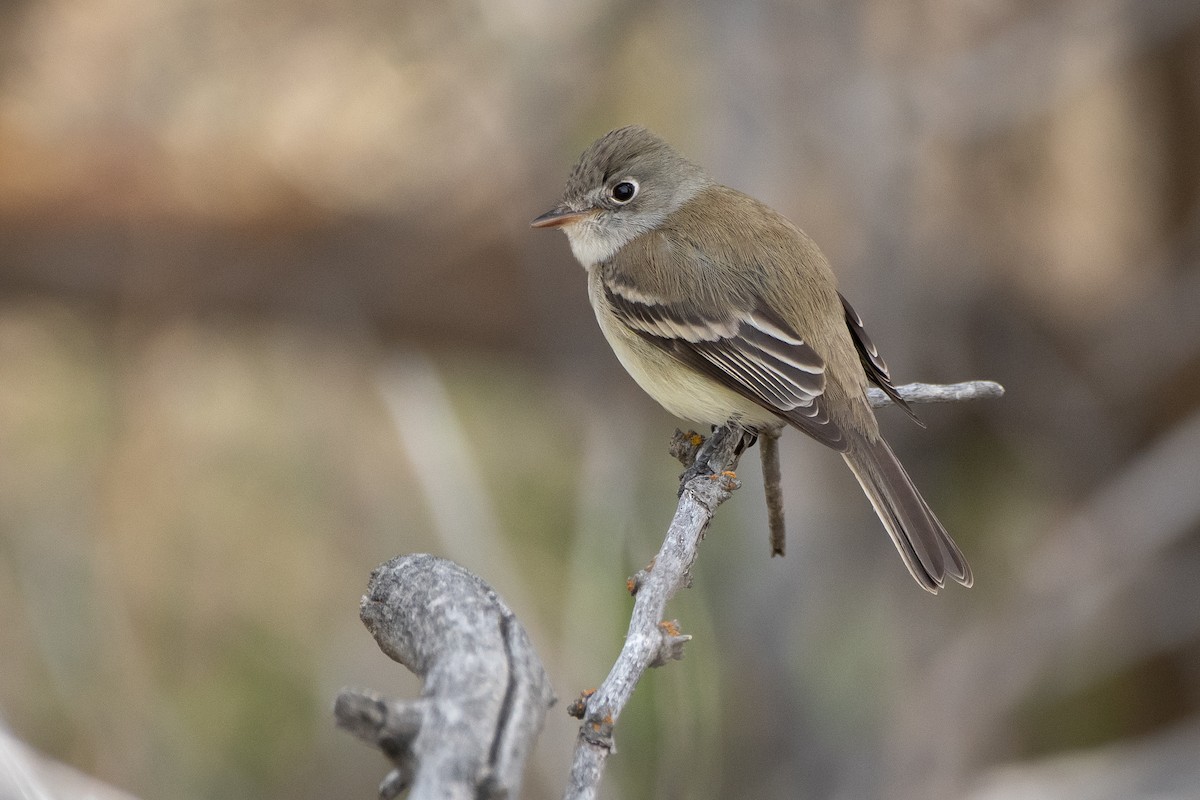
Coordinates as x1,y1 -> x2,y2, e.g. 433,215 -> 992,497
531,125 -> 971,593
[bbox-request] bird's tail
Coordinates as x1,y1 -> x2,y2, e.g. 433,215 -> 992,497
842,435 -> 972,593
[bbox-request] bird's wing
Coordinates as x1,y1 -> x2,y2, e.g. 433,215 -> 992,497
603,280 -> 848,450
839,293 -> 922,425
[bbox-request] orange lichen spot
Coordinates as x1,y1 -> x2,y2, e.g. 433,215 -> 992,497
689,433 -> 704,447
626,577 -> 636,594
659,620 -> 681,637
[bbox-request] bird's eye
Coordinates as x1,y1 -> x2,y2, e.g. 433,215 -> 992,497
609,180 -> 638,204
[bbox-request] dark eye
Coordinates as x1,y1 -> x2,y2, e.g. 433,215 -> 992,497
609,179 -> 638,204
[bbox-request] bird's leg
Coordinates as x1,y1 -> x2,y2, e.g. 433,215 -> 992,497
676,421 -> 752,495
734,429 -> 758,455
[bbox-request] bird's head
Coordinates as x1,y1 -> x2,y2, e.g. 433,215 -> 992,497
531,125 -> 711,267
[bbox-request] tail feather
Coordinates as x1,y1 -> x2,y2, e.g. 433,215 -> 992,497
842,435 -> 972,593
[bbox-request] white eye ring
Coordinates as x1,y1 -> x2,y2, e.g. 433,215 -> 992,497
609,179 -> 639,204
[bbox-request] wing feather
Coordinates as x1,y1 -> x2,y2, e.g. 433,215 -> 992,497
839,293 -> 922,425
604,281 -> 847,450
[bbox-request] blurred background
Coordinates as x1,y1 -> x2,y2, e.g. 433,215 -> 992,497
2,0 -> 1199,798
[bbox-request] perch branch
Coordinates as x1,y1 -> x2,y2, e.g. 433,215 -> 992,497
563,379 -> 1003,800
336,554 -> 555,800
562,425 -> 745,800
867,379 -> 1004,407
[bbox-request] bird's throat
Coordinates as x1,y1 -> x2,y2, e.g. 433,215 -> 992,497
565,221 -> 633,269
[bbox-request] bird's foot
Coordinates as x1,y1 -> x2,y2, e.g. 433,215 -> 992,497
678,456 -> 714,492
676,423 -> 753,495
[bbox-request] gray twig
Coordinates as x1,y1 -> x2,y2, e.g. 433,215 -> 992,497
867,380 -> 1005,407
562,379 -> 1003,800
562,425 -> 745,800
336,554 -> 555,800
760,426 -> 786,556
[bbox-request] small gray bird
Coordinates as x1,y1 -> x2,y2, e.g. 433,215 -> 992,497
532,125 -> 971,593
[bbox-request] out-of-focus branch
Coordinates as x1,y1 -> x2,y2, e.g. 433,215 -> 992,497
563,379 -> 1003,800
336,554 -> 555,800
895,404 -> 1200,798
0,724 -> 141,800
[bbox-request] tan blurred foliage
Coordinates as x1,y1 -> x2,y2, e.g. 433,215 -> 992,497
1,1 -> 1199,799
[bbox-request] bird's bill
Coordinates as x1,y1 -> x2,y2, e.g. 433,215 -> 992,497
530,205 -> 591,228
